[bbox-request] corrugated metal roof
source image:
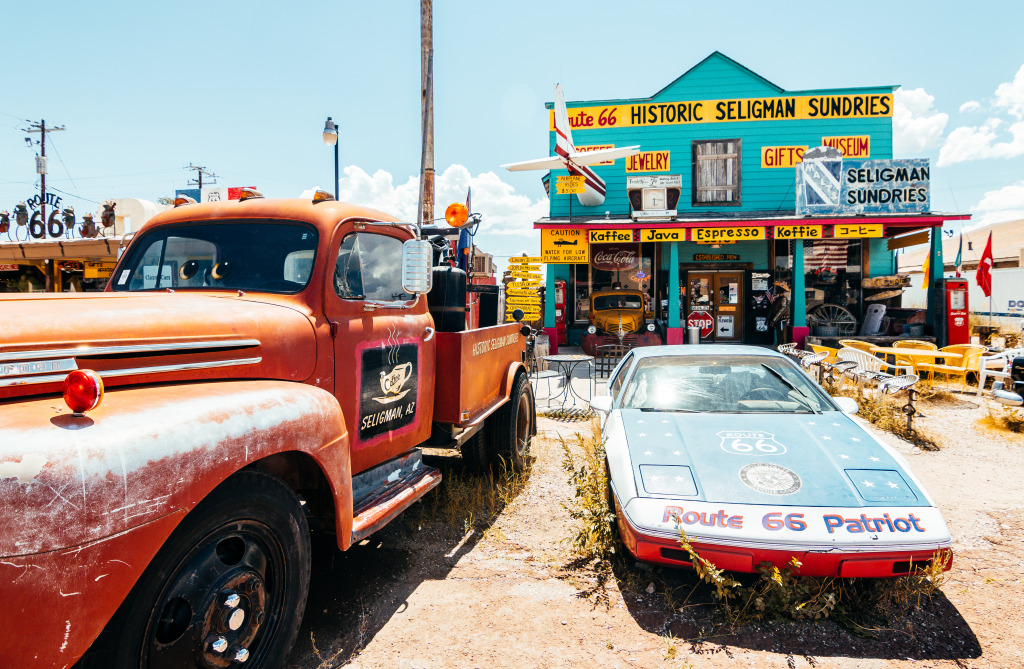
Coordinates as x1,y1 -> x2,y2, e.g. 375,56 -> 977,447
898,218 -> 1024,271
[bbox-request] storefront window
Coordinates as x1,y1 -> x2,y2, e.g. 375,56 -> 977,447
571,242 -> 656,323
692,139 -> 741,205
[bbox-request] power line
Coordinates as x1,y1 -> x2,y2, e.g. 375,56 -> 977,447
184,163 -> 217,188
46,134 -> 77,190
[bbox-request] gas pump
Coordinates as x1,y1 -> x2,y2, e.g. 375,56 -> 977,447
944,278 -> 970,345
554,279 -> 567,345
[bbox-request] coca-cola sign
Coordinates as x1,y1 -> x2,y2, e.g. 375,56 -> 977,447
592,243 -> 639,271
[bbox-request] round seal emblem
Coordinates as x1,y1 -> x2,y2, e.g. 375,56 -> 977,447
739,463 -> 801,496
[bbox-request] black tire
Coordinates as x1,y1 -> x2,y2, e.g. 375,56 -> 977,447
82,470 -> 311,669
493,373 -> 534,472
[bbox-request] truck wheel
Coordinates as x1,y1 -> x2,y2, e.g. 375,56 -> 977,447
84,470 -> 311,669
494,373 -> 533,472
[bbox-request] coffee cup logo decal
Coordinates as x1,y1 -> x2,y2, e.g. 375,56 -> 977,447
373,362 -> 414,405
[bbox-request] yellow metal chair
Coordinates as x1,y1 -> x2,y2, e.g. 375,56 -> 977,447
891,340 -> 938,374
838,339 -> 875,353
808,344 -> 839,364
916,344 -> 986,389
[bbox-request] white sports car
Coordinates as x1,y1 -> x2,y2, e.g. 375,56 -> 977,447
591,345 -> 952,578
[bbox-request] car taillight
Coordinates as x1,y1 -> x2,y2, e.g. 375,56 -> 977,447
63,369 -> 104,415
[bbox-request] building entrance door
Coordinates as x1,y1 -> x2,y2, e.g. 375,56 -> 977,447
686,271 -> 744,342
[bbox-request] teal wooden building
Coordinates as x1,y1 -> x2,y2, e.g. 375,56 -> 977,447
529,52 -> 968,349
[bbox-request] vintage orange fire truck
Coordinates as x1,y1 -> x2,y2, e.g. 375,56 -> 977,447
0,191 -> 535,668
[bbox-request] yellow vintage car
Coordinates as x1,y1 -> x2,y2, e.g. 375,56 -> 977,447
581,288 -> 661,355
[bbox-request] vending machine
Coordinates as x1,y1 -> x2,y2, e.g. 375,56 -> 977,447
945,278 -> 970,345
554,279 -> 567,345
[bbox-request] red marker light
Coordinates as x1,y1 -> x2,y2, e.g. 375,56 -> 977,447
63,369 -> 104,415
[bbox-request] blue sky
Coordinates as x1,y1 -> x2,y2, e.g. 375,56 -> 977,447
2,1 -> 1023,269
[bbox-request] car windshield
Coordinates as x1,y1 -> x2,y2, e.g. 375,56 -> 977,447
112,220 -> 318,294
594,294 -> 643,310
618,354 -> 837,413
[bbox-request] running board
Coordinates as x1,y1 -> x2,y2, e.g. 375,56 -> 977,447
351,450 -> 442,544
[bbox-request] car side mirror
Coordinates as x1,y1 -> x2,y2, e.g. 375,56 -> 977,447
590,395 -> 613,413
401,239 -> 433,294
834,396 -> 859,414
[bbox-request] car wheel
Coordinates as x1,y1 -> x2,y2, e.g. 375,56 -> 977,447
83,470 -> 311,669
494,373 -> 533,472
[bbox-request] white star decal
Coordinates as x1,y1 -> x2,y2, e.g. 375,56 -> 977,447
649,474 -> 661,482
850,437 -> 861,442
674,476 -> 685,482
665,433 -> 672,437
869,456 -> 880,462
862,480 -> 875,487
637,433 -> 647,437
673,451 -> 681,456
807,422 -> 816,425
636,420 -> 645,424
887,481 -> 899,489
822,436 -> 832,441
661,419 -> 670,424
644,450 -> 653,456
831,423 -> 841,427
839,454 -> 850,460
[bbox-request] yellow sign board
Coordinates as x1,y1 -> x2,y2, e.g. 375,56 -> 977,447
761,146 -> 807,169
506,288 -> 539,297
774,224 -> 822,239
822,135 -> 870,158
640,228 -> 686,243
555,175 -> 585,185
508,256 -> 542,264
549,93 -> 893,131
625,151 -> 671,173
589,229 -> 636,244
506,309 -> 541,318
833,223 -> 883,238
507,297 -> 541,306
692,227 -> 765,243
541,228 -> 589,264
508,280 -> 541,289
84,261 -> 116,279
556,184 -> 585,195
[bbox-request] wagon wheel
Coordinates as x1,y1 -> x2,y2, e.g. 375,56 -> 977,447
808,303 -> 857,335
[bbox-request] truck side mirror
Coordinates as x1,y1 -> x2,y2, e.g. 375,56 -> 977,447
401,239 -> 433,294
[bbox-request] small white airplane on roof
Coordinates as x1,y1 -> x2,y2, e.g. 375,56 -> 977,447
502,84 -> 641,207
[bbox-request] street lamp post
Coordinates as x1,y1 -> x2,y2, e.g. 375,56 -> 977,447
322,117 -> 339,200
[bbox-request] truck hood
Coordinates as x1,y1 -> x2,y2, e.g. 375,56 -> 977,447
593,310 -> 643,334
0,292 -> 317,399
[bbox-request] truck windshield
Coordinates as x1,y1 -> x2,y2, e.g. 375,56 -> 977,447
594,294 -> 642,310
112,220 -> 318,293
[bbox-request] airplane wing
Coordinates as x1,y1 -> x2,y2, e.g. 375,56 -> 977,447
501,156 -> 567,172
569,145 -> 642,166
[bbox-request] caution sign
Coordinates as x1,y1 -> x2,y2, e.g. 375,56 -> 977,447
541,228 -> 589,264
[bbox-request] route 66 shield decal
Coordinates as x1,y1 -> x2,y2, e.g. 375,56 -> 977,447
718,430 -> 787,456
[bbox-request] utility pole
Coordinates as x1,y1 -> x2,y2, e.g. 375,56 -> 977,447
184,163 -> 218,189
417,0 -> 434,229
24,119 -> 65,291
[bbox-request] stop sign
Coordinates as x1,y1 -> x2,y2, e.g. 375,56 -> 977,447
687,311 -> 714,338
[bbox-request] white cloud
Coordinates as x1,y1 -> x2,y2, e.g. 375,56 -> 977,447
959,100 -> 981,113
937,119 -> 1024,166
302,164 -> 546,238
994,64 -> 1024,119
970,180 -> 1024,226
893,87 -> 949,155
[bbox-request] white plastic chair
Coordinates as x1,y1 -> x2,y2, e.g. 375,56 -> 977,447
977,348 -> 1023,397
837,347 -> 914,376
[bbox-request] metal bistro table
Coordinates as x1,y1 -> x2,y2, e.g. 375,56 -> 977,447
869,347 -> 962,366
543,354 -> 594,408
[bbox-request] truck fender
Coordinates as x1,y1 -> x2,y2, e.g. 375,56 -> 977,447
501,361 -> 536,436
0,380 -> 350,667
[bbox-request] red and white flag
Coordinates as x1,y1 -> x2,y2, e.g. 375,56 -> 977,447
975,232 -> 993,298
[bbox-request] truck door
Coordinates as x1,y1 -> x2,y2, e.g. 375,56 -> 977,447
324,228 -> 436,474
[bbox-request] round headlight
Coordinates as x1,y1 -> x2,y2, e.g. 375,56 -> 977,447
646,323 -> 656,332
586,325 -> 597,335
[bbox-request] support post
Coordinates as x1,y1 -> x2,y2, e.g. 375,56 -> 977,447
667,241 -> 682,344
926,226 -> 946,345
544,262 -> 558,354
790,240 -> 809,347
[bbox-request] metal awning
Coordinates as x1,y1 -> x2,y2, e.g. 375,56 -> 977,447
0,237 -> 123,261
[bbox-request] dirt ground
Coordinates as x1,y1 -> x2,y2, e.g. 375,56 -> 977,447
285,390 -> 1024,669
